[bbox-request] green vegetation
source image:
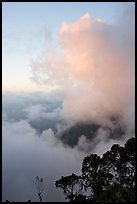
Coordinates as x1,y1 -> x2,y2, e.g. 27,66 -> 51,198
55,137 -> 135,202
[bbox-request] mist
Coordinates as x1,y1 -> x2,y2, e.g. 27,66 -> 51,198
2,86 -> 134,202
2,118 -> 84,202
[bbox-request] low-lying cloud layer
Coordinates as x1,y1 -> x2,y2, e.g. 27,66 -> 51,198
2,89 -> 134,202
2,118 -> 84,202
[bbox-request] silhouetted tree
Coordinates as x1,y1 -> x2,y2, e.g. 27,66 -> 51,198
35,176 -> 45,202
5,177 -> 45,202
55,137 -> 135,202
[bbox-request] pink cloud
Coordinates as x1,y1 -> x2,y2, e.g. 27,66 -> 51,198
31,11 -> 134,128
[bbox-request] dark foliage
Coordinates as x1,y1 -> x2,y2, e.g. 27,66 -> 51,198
55,137 -> 135,202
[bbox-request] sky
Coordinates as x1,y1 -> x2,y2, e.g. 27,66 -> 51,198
2,2 -> 135,202
2,2 -> 133,93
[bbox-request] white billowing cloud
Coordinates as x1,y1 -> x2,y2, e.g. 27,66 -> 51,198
2,119 -> 84,202
40,128 -> 57,145
80,13 -> 91,20
76,135 -> 93,153
31,6 -> 135,129
2,93 -> 134,202
44,107 -> 63,120
24,104 -> 47,121
24,104 -> 62,121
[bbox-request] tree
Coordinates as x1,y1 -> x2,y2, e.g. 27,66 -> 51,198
55,137 -> 135,202
35,176 -> 45,202
55,173 -> 86,201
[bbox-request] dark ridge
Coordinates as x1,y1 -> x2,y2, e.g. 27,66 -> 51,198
60,123 -> 100,148
59,116 -> 126,148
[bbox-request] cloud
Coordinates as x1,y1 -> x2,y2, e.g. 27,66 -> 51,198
76,135 -> 93,153
25,104 -> 62,122
31,7 -> 135,130
3,5 -> 135,201
2,92 -> 63,132
2,93 -> 134,201
24,104 -> 46,121
2,119 -> 84,202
